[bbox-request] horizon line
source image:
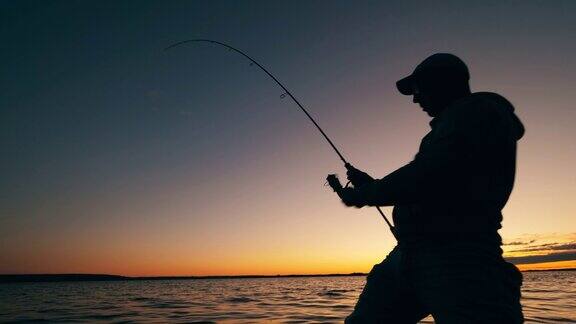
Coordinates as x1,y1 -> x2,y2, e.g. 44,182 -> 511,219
2,268 -> 576,284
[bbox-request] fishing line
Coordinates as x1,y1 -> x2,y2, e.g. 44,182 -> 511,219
164,39 -> 396,239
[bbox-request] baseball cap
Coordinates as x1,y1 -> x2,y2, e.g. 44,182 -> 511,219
396,53 -> 470,95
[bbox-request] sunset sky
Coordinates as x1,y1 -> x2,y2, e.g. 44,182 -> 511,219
1,1 -> 575,276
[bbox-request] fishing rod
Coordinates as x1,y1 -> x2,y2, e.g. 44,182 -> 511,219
164,39 -> 396,238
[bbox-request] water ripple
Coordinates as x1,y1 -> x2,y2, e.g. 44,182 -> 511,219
224,296 -> 257,303
0,271 -> 575,323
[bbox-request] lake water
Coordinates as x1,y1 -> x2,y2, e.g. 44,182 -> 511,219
1,271 -> 574,323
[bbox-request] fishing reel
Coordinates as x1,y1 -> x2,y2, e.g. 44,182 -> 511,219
325,174 -> 351,193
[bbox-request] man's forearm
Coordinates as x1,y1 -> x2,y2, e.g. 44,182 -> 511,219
362,162 -> 425,206
362,153 -> 462,207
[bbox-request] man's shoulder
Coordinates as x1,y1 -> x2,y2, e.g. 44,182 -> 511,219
440,92 -> 524,141
441,92 -> 514,124
449,91 -> 510,111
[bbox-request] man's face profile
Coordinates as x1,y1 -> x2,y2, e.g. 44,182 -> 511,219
412,84 -> 435,117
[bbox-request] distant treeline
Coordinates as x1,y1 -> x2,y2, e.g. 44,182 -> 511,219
0,274 -> 128,283
0,273 -> 367,284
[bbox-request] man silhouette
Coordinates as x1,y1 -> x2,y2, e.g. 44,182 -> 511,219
330,53 -> 524,323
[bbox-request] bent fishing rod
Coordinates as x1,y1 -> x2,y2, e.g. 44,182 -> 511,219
164,39 -> 396,238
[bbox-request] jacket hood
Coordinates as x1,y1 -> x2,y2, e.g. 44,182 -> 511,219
472,92 -> 525,140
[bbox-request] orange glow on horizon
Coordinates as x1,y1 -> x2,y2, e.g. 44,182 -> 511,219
516,260 -> 576,271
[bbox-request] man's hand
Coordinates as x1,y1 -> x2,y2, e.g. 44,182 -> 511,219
337,187 -> 369,208
345,163 -> 375,188
326,174 -> 369,208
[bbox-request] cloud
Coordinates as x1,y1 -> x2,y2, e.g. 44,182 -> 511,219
506,251 -> 576,265
503,239 -> 535,246
503,233 -> 576,266
509,241 -> 576,253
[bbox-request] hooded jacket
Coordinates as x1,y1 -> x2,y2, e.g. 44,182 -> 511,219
364,92 -> 525,248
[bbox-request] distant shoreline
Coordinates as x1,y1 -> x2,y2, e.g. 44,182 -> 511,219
0,273 -> 367,283
1,269 -> 575,284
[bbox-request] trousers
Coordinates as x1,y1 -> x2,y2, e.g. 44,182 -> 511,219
345,244 -> 523,323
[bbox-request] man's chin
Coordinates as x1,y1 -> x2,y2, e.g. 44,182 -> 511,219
420,105 -> 436,117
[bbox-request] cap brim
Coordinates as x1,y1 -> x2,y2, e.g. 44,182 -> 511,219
396,74 -> 415,95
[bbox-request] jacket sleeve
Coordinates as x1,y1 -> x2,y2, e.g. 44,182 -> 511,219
362,101 -> 505,207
